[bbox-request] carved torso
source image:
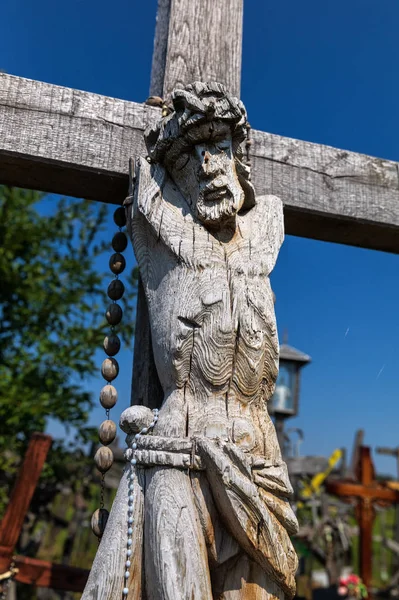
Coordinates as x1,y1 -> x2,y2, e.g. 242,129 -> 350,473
129,159 -> 283,458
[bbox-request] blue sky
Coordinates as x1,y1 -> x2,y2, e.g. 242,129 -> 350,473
2,0 -> 399,475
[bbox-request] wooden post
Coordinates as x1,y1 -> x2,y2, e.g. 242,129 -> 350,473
150,0 -> 243,99
326,446 -> 399,588
131,0 -> 244,407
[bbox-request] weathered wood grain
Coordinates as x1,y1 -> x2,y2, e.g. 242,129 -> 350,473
150,0 -> 243,99
0,73 -> 156,204
149,0 -> 172,98
2,72 -> 399,251
121,83 -> 299,599
251,130 -> 399,252
144,468 -> 212,599
81,467 -> 145,600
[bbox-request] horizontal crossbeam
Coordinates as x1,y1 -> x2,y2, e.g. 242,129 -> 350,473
0,552 -> 88,592
2,73 -> 399,252
326,480 -> 399,502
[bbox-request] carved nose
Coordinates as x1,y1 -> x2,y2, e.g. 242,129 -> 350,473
202,152 -> 226,177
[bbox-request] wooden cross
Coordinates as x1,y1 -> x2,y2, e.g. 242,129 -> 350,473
376,446 -> 399,572
0,433 -> 89,593
1,1 -> 399,254
1,0 -> 399,594
326,446 -> 399,589
1,0 -> 398,408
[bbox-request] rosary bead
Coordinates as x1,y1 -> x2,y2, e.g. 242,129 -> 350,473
114,206 -> 127,227
94,446 -> 114,473
132,443 -> 137,449
131,458 -> 137,466
91,508 -> 109,537
128,527 -> 133,535
112,231 -> 128,252
141,427 -> 148,434
126,560 -> 131,568
129,484 -> 134,491
109,253 -> 126,275
101,357 -> 119,382
134,433 -> 140,440
99,384 -> 118,409
127,539 -> 132,546
125,571 -> 130,579
107,279 -> 125,301
120,406 -> 155,434
123,588 -> 129,596
99,420 -> 117,445
128,517 -> 133,524
105,303 -> 123,326
103,334 -> 121,357
128,495 -> 134,502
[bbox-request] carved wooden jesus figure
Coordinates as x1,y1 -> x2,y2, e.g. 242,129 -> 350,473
82,82 -> 298,600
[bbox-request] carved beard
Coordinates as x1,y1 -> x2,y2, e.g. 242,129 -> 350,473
195,185 -> 244,227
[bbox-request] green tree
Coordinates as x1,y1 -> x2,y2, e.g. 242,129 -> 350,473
0,186 -> 137,506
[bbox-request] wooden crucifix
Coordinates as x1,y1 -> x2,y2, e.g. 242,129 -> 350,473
83,81 -> 301,599
2,0 -> 399,598
326,446 -> 399,589
376,444 -> 399,570
0,433 -> 89,593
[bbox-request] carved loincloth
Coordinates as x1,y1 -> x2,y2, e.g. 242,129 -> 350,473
128,434 -> 298,597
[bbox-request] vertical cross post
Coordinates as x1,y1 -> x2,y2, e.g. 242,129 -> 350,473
131,0 -> 244,407
150,0 -> 243,100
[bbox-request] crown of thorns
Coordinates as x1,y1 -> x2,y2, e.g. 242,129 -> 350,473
144,82 -> 248,163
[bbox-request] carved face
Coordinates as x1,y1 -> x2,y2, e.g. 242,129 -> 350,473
164,123 -> 245,228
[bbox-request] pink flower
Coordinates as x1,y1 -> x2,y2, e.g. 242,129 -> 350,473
347,575 -> 360,585
338,587 -> 348,596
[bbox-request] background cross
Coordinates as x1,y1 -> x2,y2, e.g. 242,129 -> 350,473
327,446 -> 399,589
0,434 -> 89,592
